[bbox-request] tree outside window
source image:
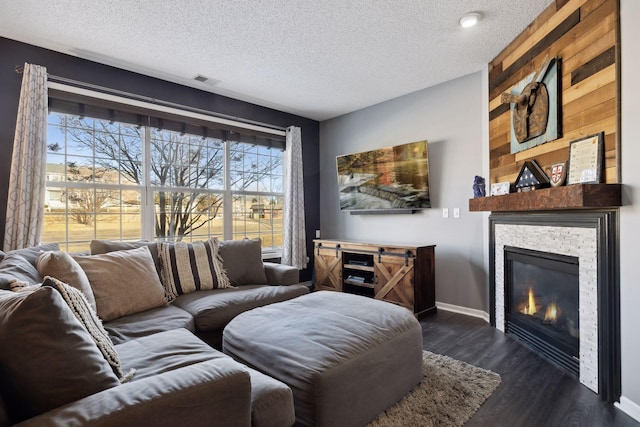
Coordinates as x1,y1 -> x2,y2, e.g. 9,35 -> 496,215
43,113 -> 284,252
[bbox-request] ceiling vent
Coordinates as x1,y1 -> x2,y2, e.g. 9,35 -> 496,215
193,74 -> 221,85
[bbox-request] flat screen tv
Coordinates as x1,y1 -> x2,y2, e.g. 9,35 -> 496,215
336,140 -> 430,211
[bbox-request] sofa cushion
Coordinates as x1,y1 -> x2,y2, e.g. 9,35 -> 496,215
36,251 -> 97,311
218,238 -> 268,285
0,288 -> 119,423
0,243 -> 61,290
42,276 -> 132,382
0,253 -> 40,290
90,239 -> 161,276
74,246 -> 167,321
105,304 -> 195,345
115,328 -> 294,427
172,284 -> 309,332
115,328 -> 228,379
264,262 -> 301,286
6,242 -> 60,264
245,365 -> 296,427
158,238 -> 231,301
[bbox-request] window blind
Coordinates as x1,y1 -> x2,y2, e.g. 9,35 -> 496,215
48,86 -> 286,150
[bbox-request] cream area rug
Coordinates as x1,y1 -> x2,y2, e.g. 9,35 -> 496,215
368,351 -> 502,427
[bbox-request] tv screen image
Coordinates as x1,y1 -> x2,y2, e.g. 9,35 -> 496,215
336,140 -> 430,211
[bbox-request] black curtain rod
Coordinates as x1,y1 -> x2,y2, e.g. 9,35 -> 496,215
14,65 -> 287,133
47,74 -> 288,133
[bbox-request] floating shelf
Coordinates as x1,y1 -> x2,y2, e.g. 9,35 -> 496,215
468,184 -> 622,212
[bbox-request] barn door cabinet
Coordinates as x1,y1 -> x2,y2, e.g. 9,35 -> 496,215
313,239 -> 436,318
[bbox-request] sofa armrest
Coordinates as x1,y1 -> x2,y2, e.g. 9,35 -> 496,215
15,358 -> 251,427
263,262 -> 300,286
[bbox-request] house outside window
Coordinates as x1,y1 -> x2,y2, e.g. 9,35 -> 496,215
43,102 -> 284,254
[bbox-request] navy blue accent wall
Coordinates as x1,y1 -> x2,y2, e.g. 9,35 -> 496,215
0,37 -> 319,280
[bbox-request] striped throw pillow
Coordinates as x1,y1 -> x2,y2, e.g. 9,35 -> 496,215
158,237 -> 232,300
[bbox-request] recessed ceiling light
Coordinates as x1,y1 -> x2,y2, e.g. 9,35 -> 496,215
459,12 -> 482,28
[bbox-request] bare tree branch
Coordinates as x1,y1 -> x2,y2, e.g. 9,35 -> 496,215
60,114 -> 276,241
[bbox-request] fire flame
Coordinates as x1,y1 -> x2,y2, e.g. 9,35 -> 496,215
544,302 -> 559,322
519,289 -> 561,324
521,288 -> 537,315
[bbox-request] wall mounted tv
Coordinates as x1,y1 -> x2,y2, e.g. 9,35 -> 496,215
336,140 -> 430,212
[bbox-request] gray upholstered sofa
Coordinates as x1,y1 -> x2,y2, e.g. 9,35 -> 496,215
0,239 -> 309,427
88,239 -> 309,349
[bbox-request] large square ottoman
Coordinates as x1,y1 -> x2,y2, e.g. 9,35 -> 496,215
223,291 -> 423,427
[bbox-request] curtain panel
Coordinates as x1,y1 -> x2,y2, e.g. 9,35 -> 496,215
3,63 -> 48,251
282,126 -> 307,269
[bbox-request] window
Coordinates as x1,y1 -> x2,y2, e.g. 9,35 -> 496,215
43,100 -> 284,254
230,143 -> 284,248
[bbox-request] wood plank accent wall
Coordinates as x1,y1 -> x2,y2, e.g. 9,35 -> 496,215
488,0 -> 620,185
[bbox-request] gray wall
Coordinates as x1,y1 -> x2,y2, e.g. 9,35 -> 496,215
319,72 -> 487,313
619,0 -> 640,416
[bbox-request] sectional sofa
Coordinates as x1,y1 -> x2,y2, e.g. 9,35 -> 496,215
0,238 -> 309,426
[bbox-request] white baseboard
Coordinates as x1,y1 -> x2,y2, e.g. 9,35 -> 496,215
615,396 -> 640,422
436,301 -> 490,323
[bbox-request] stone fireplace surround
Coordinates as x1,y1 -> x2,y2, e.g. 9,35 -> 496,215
489,210 -> 620,403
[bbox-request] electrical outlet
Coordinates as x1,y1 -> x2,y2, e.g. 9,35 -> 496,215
315,229 -> 320,238
453,208 -> 460,219
442,208 -> 449,219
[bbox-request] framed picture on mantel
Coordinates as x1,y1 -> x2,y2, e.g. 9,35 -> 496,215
567,132 -> 604,185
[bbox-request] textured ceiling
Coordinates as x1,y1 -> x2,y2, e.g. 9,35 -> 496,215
0,0 -> 553,121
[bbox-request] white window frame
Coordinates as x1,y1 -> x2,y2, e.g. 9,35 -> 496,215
45,82 -> 286,257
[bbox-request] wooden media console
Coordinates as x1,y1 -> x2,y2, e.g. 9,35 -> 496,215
313,239 -> 436,318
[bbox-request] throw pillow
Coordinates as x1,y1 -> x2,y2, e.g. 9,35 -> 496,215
42,276 -> 134,383
218,238 -> 268,285
90,240 -> 161,277
0,253 -> 41,291
0,287 -> 119,423
158,237 -> 232,301
74,246 -> 168,321
36,251 -> 97,312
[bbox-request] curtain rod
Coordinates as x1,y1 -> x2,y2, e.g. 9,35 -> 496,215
15,65 -> 287,136
47,74 -> 287,136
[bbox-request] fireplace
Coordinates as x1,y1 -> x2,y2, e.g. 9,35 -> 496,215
504,246 -> 580,376
490,211 -> 620,403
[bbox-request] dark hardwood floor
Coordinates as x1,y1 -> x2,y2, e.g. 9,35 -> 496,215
420,310 -> 638,427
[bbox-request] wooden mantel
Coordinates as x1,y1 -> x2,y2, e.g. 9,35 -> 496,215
468,184 -> 622,212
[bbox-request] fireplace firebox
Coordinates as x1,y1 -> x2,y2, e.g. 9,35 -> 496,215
504,246 -> 580,376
